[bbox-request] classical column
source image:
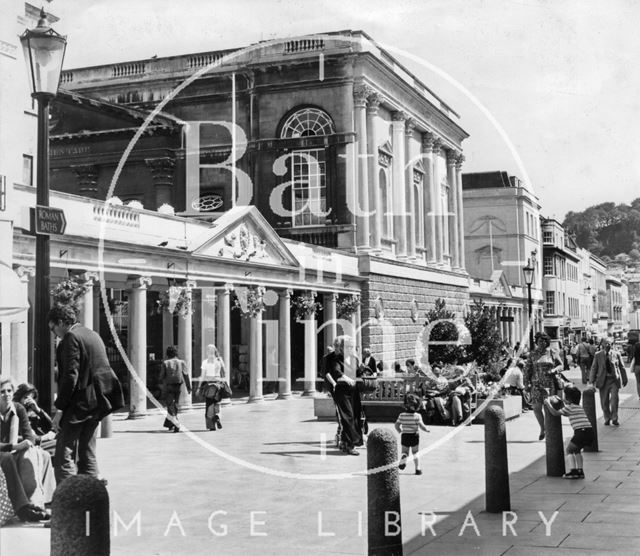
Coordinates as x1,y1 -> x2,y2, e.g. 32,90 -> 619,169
162,307 -> 174,357
128,276 -> 152,419
508,308 -> 515,345
421,133 -> 437,264
178,281 -> 195,409
10,266 -> 34,384
354,85 -> 370,250
248,287 -> 265,403
366,92 -> 382,252
455,154 -> 466,271
496,307 -> 503,341
302,291 -> 318,397
79,272 -> 98,330
71,164 -> 98,198
354,295 -> 362,354
277,289 -> 292,400
432,138 -> 444,264
446,149 -> 460,269
391,111 -> 407,258
405,119 -> 417,259
200,287 -> 216,370
217,284 -> 233,385
145,157 -> 176,209
324,292 -> 338,349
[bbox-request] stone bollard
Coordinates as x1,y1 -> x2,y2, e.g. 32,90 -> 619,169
51,475 -> 110,556
582,388 -> 599,452
100,415 -> 113,438
484,405 -> 510,512
544,404 -> 565,477
367,428 -> 403,556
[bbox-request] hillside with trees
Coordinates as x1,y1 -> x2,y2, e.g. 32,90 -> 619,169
563,198 -> 640,264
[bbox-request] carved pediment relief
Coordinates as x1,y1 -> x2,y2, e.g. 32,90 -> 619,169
192,206 -> 299,268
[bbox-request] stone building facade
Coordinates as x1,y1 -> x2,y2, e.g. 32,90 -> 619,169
47,31 -> 471,369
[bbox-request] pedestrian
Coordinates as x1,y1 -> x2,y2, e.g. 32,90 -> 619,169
630,341 -> 640,400
159,345 -> 192,432
574,337 -> 593,384
394,393 -> 430,475
13,383 -> 57,456
0,377 -> 55,514
523,332 -> 564,441
362,348 -> 377,375
198,344 -> 228,431
324,335 -> 360,455
588,339 -> 627,426
48,304 -> 124,484
544,385 -> 594,479
502,360 -> 531,410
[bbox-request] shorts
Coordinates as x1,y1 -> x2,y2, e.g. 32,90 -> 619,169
570,428 -> 594,450
401,433 -> 419,448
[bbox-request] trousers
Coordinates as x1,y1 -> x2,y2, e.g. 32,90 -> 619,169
54,418 -> 100,483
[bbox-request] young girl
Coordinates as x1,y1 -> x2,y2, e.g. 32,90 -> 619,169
544,385 -> 594,479
394,393 -> 430,475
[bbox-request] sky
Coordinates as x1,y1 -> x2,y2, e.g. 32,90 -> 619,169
50,0 -> 640,222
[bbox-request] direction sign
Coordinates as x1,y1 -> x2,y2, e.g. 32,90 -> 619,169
35,205 -> 67,235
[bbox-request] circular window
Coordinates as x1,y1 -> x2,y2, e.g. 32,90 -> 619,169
191,194 -> 224,212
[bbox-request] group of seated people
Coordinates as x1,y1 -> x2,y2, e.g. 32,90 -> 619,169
0,377 -> 56,524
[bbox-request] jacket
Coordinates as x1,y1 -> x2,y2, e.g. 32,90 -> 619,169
55,323 -> 124,423
589,349 -> 628,390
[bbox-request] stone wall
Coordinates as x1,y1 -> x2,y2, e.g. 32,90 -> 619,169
361,273 -> 468,369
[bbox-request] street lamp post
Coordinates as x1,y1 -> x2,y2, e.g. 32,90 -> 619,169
20,10 -> 67,414
523,259 -> 535,351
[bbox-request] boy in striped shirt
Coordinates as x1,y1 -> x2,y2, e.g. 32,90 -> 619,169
394,393 -> 430,475
544,385 -> 594,479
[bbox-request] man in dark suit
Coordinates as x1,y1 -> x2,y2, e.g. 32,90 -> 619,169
47,304 -> 124,483
588,339 -> 627,426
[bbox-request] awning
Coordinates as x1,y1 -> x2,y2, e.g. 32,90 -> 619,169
0,262 -> 28,318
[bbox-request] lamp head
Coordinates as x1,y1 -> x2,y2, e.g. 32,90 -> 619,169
20,9 -> 67,97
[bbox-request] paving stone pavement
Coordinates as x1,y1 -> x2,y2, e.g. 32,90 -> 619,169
2,367 -> 640,555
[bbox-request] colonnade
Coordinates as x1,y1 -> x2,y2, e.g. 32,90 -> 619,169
485,304 -> 544,347
353,84 -> 466,269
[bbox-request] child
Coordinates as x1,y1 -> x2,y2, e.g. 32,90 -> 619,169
544,385 -> 594,479
394,393 -> 430,475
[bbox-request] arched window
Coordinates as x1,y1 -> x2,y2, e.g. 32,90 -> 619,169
280,107 -> 335,138
278,107 -> 335,227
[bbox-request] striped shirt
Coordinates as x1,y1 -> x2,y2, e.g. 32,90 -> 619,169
396,412 -> 423,434
559,403 -> 592,430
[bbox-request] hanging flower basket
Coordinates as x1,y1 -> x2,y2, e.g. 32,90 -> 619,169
157,286 -> 193,318
232,286 -> 266,318
51,277 -> 89,313
292,292 -> 322,321
337,295 -> 361,319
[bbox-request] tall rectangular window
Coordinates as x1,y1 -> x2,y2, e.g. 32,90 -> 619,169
544,256 -> 553,275
543,230 -> 553,244
291,149 -> 326,227
23,155 -> 33,186
546,291 -> 555,315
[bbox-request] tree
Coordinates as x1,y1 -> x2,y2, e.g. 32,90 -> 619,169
422,298 -> 463,365
462,300 -> 504,369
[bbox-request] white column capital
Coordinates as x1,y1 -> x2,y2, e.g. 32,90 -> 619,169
392,110 -> 407,122
222,282 -> 234,294
279,288 -> 293,299
432,137 -> 443,153
455,153 -> 466,169
128,276 -> 152,290
14,265 -> 35,282
446,148 -> 460,165
81,271 -> 99,287
185,279 -> 197,290
353,83 -> 372,106
366,92 -> 382,113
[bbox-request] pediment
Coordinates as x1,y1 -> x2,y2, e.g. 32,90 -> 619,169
191,206 -> 299,267
488,270 -> 513,298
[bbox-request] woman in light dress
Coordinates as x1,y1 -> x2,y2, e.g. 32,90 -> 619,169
198,345 -> 227,430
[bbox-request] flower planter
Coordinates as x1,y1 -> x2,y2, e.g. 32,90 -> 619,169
313,396 -> 336,420
473,396 -> 522,423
